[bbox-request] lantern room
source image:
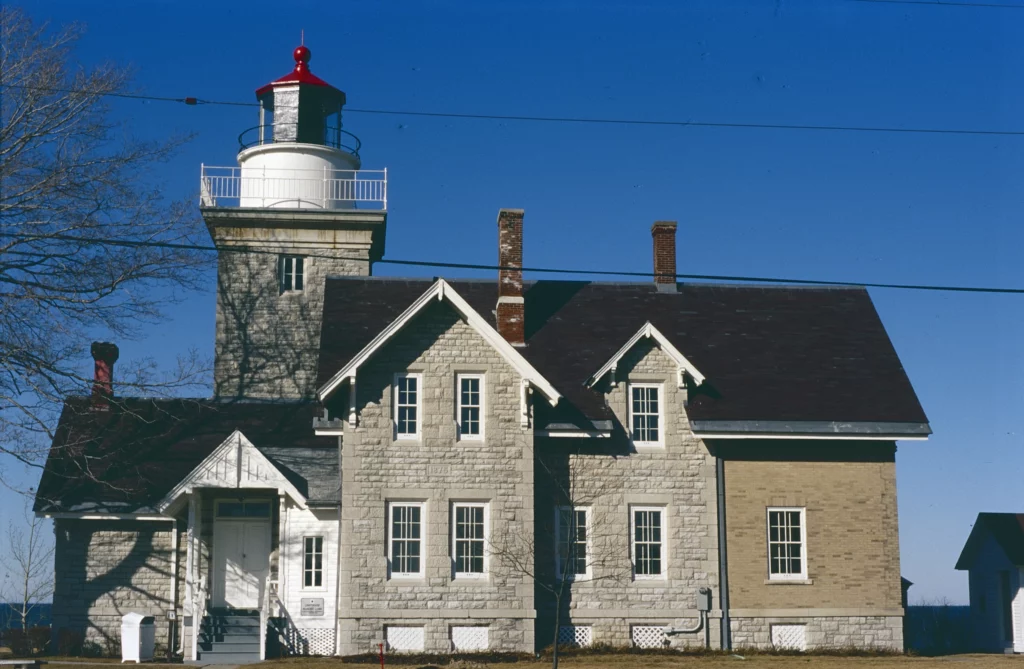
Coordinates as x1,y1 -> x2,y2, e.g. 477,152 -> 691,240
201,45 -> 386,211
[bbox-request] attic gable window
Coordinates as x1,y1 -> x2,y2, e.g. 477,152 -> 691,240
279,255 -> 305,292
629,383 -> 663,448
394,373 -> 421,439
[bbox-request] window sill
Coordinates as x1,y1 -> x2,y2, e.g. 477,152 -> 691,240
631,444 -> 666,453
764,578 -> 814,585
387,577 -> 427,585
632,577 -> 669,586
450,576 -> 490,586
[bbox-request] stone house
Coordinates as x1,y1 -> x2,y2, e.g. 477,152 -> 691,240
34,46 -> 930,662
956,513 -> 1024,652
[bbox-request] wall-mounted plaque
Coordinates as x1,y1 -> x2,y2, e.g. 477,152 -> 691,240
300,597 -> 325,617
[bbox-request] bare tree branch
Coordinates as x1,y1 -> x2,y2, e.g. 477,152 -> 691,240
0,8 -> 213,491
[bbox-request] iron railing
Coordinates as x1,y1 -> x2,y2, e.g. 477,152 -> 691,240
199,165 -> 387,209
238,122 -> 361,156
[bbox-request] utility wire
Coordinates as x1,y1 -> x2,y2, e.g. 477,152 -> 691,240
3,232 -> 1021,295
4,83 -> 1024,138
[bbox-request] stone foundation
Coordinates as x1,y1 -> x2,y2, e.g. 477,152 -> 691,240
730,615 -> 903,651
337,617 -> 534,655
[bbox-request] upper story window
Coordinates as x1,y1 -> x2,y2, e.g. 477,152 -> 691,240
555,506 -> 590,580
452,502 -> 487,577
629,383 -> 663,447
394,373 -> 421,439
767,507 -> 807,580
457,374 -> 484,440
388,502 -> 424,578
303,536 -> 324,588
279,255 -> 305,292
631,506 -> 665,579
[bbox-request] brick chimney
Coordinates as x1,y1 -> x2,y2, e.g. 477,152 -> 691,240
496,208 -> 525,346
91,341 -> 119,411
651,221 -> 678,293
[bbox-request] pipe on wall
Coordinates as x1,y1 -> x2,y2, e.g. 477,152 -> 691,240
717,456 -> 732,650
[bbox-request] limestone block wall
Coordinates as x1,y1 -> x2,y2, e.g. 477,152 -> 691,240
731,616 -> 903,650
535,338 -> 720,650
214,244 -> 368,400
338,301 -> 535,654
52,519 -> 178,652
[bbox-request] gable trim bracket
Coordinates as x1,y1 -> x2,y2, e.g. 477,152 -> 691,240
586,321 -> 706,389
317,278 -> 561,408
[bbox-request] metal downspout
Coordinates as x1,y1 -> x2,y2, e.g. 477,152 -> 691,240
717,456 -> 731,650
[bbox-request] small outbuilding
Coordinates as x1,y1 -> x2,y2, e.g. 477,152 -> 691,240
955,513 -> 1024,653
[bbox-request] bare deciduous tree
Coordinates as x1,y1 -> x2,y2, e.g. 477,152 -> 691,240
0,7 -> 212,489
0,504 -> 54,631
490,447 -> 632,669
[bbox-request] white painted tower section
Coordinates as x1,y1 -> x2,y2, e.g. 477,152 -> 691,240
237,141 -> 360,210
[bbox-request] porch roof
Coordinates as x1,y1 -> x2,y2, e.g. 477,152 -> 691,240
35,398 -> 338,514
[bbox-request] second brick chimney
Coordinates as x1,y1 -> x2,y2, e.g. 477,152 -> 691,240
91,341 -> 119,411
496,208 -> 525,346
651,221 -> 678,292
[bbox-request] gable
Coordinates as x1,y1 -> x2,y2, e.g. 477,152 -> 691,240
158,430 -> 307,514
586,321 -> 705,390
317,278 -> 559,406
956,513 -> 1024,570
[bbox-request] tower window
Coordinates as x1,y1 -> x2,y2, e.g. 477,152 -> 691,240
279,255 -> 305,292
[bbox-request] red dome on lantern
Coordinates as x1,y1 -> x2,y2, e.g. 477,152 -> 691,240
255,45 -> 340,97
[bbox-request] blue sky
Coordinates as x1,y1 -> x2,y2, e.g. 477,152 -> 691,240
6,0 -> 1022,604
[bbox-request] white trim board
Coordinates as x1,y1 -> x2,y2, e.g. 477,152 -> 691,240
157,429 -> 307,515
317,278 -> 560,405
586,322 -> 705,388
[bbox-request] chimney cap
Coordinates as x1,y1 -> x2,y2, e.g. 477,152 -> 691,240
91,341 -> 120,364
651,220 -> 678,233
498,208 -> 525,215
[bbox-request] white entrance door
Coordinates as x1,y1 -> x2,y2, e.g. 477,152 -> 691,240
213,517 -> 271,609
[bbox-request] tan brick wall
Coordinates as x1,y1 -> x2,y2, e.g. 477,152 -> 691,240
723,448 -> 901,611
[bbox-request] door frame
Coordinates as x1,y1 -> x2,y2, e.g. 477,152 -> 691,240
211,498 -> 273,609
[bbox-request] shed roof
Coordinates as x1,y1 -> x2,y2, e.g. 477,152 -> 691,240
955,513 -> 1024,570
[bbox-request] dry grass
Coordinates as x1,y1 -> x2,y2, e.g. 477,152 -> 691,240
249,655 -> 1024,669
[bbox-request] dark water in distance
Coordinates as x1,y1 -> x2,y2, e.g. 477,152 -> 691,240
0,603 -> 52,629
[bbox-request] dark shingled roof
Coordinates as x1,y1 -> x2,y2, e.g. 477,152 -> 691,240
318,278 -> 928,429
956,513 -> 1024,570
35,398 -> 337,513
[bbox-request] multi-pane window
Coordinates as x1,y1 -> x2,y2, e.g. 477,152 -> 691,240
629,384 -> 662,446
457,375 -> 483,439
555,507 -> 590,579
394,374 -> 421,438
452,503 -> 487,576
279,255 -> 305,292
632,507 -> 664,578
767,508 -> 807,580
303,536 -> 324,588
389,502 -> 424,577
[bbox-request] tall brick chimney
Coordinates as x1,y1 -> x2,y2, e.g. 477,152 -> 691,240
91,341 -> 119,411
651,221 -> 678,293
496,208 -> 525,346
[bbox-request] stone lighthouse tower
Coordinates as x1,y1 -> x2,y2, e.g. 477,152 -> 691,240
201,45 -> 387,400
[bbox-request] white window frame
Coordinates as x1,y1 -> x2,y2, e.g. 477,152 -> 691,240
451,502 -> 489,579
630,506 -> 667,580
279,254 -> 305,293
302,535 -> 325,591
387,501 -> 425,579
766,507 -> 808,581
456,374 -> 485,441
393,373 -> 422,440
554,506 -> 592,581
628,383 -> 664,448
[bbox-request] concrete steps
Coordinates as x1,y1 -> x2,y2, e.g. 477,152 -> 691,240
197,609 -> 262,665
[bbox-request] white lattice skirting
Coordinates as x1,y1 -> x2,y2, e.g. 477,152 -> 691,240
558,625 -> 593,648
631,625 -> 668,649
386,626 -> 425,652
281,627 -> 336,656
771,624 -> 807,651
451,626 -> 489,651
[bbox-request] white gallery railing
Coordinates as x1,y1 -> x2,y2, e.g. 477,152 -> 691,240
200,165 -> 387,210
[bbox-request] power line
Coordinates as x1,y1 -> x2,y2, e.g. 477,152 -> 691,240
3,232 -> 1021,295
5,83 -> 1024,138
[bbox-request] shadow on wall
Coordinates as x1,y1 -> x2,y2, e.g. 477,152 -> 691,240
904,605 -> 972,655
52,520 -> 174,657
215,251 -> 327,400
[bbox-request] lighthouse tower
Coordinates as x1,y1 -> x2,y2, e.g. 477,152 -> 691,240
201,45 -> 387,400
